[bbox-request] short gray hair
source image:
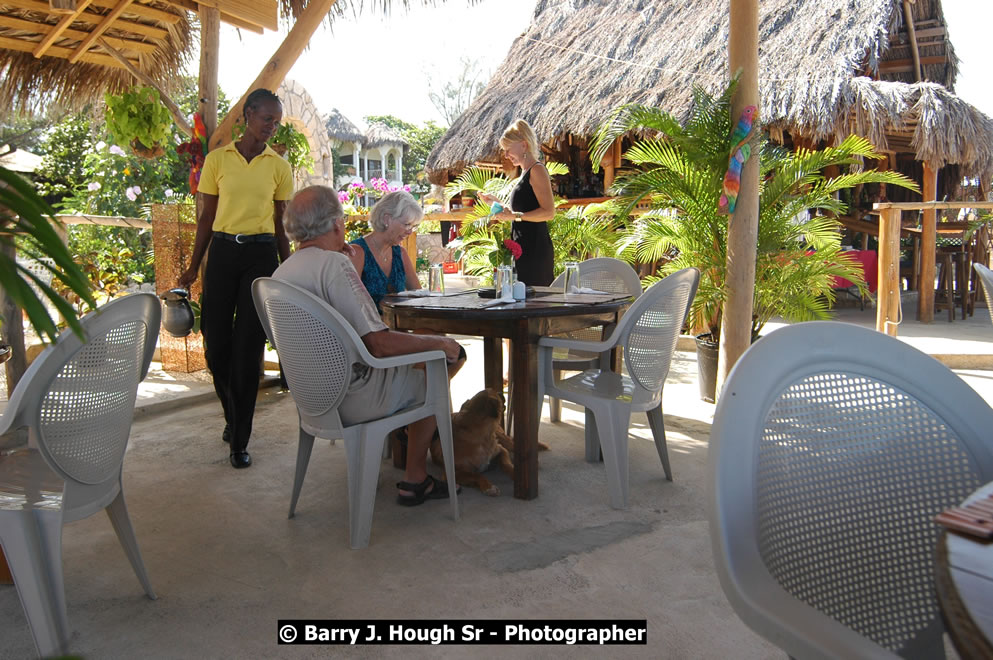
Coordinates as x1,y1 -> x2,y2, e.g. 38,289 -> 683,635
368,190 -> 423,233
283,185 -> 343,242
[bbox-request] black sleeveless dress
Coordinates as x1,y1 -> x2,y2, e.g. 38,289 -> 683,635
510,165 -> 554,286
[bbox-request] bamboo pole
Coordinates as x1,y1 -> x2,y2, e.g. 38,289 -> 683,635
717,0 -> 759,397
209,0 -> 340,152
198,6 -> 220,138
918,162 -> 938,322
903,0 -> 923,82
97,37 -> 192,137
877,207 -> 902,336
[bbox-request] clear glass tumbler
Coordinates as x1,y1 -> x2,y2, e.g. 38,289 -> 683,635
428,263 -> 445,296
494,265 -> 513,298
563,261 -> 581,294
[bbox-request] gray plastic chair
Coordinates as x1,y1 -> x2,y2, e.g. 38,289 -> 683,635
973,262 -> 993,316
545,257 -> 644,423
252,278 -> 458,549
709,321 -> 993,660
0,293 -> 160,658
537,267 -> 698,508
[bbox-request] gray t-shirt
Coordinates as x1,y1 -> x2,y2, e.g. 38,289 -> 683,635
272,246 -> 424,425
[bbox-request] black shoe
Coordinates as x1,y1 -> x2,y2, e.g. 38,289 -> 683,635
230,451 -> 252,468
222,424 -> 231,444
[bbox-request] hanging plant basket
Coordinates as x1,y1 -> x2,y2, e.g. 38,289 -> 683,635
269,142 -> 289,157
130,138 -> 165,159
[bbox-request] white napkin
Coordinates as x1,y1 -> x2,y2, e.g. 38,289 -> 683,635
568,286 -> 609,294
480,296 -> 516,308
396,290 -> 433,297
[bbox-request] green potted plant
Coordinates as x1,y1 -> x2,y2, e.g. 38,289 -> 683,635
591,81 -> 918,401
104,86 -> 174,159
268,122 -> 314,173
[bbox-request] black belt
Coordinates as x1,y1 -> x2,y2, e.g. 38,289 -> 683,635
213,231 -> 275,244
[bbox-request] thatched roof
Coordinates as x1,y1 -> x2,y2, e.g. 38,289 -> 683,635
364,121 -> 407,149
324,107 -> 365,144
0,0 -> 479,114
0,0 -> 195,112
426,0 -> 990,183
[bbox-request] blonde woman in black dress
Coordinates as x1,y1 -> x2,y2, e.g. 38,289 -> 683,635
480,119 -> 556,286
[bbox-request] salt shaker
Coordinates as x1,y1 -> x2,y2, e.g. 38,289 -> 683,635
512,280 -> 526,301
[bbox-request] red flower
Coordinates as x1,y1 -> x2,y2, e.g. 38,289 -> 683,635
504,238 -> 523,260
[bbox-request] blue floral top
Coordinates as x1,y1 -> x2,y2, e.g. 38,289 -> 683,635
352,236 -> 406,312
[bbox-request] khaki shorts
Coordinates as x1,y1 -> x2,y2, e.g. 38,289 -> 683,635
338,364 -> 426,426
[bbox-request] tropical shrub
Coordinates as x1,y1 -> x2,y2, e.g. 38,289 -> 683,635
591,81 -> 918,341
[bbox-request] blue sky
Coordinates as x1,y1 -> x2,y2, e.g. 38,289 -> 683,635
206,0 -> 993,128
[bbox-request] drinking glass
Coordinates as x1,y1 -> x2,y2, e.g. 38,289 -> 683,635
563,261 -> 581,294
428,264 -> 445,296
495,265 -> 513,298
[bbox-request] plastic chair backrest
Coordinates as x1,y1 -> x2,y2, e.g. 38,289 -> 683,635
3,293 -> 159,486
253,278 -> 372,434
618,268 -> 698,393
550,257 -> 643,298
710,321 -> 993,658
974,262 -> 993,313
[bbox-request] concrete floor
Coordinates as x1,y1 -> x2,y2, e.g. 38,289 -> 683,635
2,300 -> 992,658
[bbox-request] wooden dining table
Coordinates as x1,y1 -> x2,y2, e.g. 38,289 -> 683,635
934,481 -> 993,659
381,288 -> 632,500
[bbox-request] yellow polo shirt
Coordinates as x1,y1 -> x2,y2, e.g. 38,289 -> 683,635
199,142 -> 294,235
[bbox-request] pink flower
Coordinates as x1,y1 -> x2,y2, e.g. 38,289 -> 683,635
503,238 -> 522,260
349,181 -> 365,190
403,185 -> 411,192
338,190 -> 350,203
109,145 -> 126,156
87,182 -> 101,192
126,188 -> 137,201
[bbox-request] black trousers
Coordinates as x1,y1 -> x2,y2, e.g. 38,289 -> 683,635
201,238 -> 278,452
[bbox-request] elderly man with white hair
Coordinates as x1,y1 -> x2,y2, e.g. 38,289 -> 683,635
273,185 -> 465,506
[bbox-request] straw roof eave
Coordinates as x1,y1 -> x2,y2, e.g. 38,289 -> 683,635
427,0 -> 974,184
0,1 -> 194,112
324,108 -> 365,145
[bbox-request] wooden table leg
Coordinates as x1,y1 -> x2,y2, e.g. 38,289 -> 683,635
0,546 -> 12,584
510,323 -> 539,500
482,337 -> 503,394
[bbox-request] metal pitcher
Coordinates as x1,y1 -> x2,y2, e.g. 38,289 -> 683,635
161,288 -> 195,337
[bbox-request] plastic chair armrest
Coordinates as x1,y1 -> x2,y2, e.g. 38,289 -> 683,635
538,335 -> 616,354
361,349 -> 448,370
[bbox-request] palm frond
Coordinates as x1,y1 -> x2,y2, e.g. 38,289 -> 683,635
0,165 -> 95,342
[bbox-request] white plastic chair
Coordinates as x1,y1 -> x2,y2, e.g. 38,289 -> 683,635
537,267 -> 699,509
709,322 -> 993,660
0,293 -> 160,658
974,262 -> 993,316
252,278 -> 458,549
545,257 -> 644,423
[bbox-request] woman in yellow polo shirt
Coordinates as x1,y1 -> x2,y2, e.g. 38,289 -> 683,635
178,88 -> 293,469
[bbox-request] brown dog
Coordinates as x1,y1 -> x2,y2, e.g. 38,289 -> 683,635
429,388 -> 516,496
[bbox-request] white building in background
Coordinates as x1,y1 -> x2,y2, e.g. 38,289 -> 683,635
324,109 -> 408,190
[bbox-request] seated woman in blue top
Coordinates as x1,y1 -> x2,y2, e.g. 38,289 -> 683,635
348,190 -> 423,311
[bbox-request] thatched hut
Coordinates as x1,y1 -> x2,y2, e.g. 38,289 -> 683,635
426,0 -> 993,198
0,1 -> 195,112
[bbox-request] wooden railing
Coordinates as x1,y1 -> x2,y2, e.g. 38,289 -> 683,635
874,202 -> 993,334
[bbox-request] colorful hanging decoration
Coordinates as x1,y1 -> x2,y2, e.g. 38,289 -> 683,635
718,105 -> 758,215
176,113 -> 208,194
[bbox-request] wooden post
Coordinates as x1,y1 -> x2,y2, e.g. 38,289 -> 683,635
717,0 -> 759,396
210,0 -> 340,151
917,162 -> 938,322
198,6 -> 220,139
876,206 -> 902,336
